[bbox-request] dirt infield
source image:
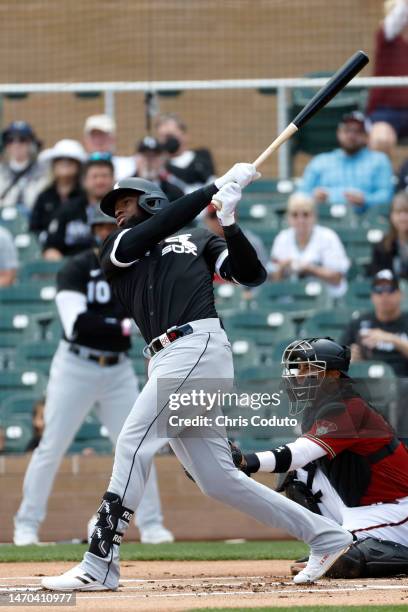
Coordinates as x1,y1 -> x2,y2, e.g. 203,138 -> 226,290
1,560 -> 407,611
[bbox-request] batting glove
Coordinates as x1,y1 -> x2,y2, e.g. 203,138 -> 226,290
214,182 -> 242,226
214,163 -> 261,190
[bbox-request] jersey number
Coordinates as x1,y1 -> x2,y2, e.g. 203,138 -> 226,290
87,280 -> 111,304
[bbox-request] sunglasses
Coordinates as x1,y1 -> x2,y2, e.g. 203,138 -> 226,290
372,285 -> 398,294
88,151 -> 112,162
289,211 -> 312,218
5,136 -> 31,144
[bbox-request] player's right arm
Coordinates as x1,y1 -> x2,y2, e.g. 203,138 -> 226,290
100,163 -> 258,276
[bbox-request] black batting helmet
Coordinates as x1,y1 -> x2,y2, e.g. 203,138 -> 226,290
281,337 -> 351,415
99,177 -> 170,219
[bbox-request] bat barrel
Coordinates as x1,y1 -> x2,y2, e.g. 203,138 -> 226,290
292,50 -> 369,129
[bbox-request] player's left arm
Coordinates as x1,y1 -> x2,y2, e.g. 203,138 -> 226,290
206,182 -> 267,286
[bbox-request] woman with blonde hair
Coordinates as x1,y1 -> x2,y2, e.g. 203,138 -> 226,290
270,193 -> 350,298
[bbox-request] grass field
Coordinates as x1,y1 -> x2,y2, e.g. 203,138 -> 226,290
0,540 -> 308,563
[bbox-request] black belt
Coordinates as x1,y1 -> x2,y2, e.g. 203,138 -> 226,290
144,324 -> 194,357
69,345 -> 122,367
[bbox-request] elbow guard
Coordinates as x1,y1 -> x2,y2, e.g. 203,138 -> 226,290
271,445 -> 292,473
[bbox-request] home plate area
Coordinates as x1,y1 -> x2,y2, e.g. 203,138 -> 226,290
1,561 -> 408,611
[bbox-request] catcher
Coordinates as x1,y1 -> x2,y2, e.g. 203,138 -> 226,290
231,337 -> 408,578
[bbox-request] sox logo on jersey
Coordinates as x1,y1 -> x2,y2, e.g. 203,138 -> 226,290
162,234 -> 197,257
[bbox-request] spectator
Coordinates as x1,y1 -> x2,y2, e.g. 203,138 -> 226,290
82,114 -> 134,181
270,193 -> 349,298
340,269 -> 408,435
299,112 -> 394,213
0,121 -> 49,211
133,136 -> 184,201
25,398 -> 46,452
369,191 -> 408,278
155,113 -> 215,193
29,139 -> 86,243
42,155 -> 114,260
367,0 -> 408,144
397,157 -> 408,192
0,225 -> 18,286
203,204 -> 271,277
340,269 -> 408,374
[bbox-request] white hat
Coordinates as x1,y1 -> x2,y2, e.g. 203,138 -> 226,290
45,139 -> 87,164
84,114 -> 116,135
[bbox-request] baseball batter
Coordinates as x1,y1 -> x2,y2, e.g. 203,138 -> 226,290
14,213 -> 173,546
232,337 -> 408,578
42,165 -> 352,591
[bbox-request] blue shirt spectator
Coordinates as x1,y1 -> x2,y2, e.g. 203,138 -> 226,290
299,112 -> 394,213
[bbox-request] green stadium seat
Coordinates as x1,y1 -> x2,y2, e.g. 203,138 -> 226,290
14,233 -> 42,262
346,279 -> 372,310
22,312 -> 62,342
300,308 -> 360,343
19,260 -> 64,283
0,207 -> 28,235
290,70 -> 366,157
361,203 -> 390,231
14,340 -> 58,375
348,361 -> 398,422
0,369 -> 47,403
68,413 -> 113,454
214,283 -> 248,316
230,338 -> 261,373
224,311 -> 296,352
1,392 -> 42,416
238,202 -> 280,233
317,203 -> 359,230
0,283 -> 57,315
253,280 -> 331,317
2,412 -> 32,453
337,227 -> 385,264
0,311 -> 30,349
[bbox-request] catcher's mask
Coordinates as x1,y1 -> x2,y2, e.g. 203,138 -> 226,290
281,337 -> 350,415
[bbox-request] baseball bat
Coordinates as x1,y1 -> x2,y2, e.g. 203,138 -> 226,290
212,50 -> 369,210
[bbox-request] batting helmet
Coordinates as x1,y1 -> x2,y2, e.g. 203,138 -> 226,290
99,178 -> 170,219
281,337 -> 350,415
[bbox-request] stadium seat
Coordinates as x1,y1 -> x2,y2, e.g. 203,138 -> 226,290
0,283 -> 57,315
1,392 -> 42,416
2,412 -> 33,453
347,279 -> 372,311
0,207 -> 28,235
22,312 -> 62,342
0,311 -> 30,349
253,280 -> 331,318
290,70 -> 366,158
361,203 -> 390,231
68,413 -> 113,454
14,233 -> 42,262
19,260 -> 64,283
348,361 -> 398,424
0,369 -> 47,402
230,338 -> 261,372
224,311 -> 296,351
317,203 -> 359,230
300,308 -> 360,342
337,227 -> 385,264
15,340 -> 58,375
214,283 -> 248,316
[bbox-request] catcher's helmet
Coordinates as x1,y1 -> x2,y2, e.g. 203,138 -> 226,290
281,337 -> 351,415
99,177 -> 170,219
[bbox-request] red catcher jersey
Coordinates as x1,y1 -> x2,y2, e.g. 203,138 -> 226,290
303,397 -> 408,505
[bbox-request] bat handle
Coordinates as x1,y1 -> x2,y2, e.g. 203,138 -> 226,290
211,122 -> 298,211
253,122 -> 298,168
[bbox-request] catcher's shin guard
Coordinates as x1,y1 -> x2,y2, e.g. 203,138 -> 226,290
88,492 -> 134,558
327,537 -> 408,578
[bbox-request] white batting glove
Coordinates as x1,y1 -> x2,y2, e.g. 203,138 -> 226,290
214,163 -> 261,190
214,182 -> 242,226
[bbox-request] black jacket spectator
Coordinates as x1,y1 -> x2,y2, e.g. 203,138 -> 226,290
30,182 -> 85,239
43,195 -> 96,257
369,192 -> 408,279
